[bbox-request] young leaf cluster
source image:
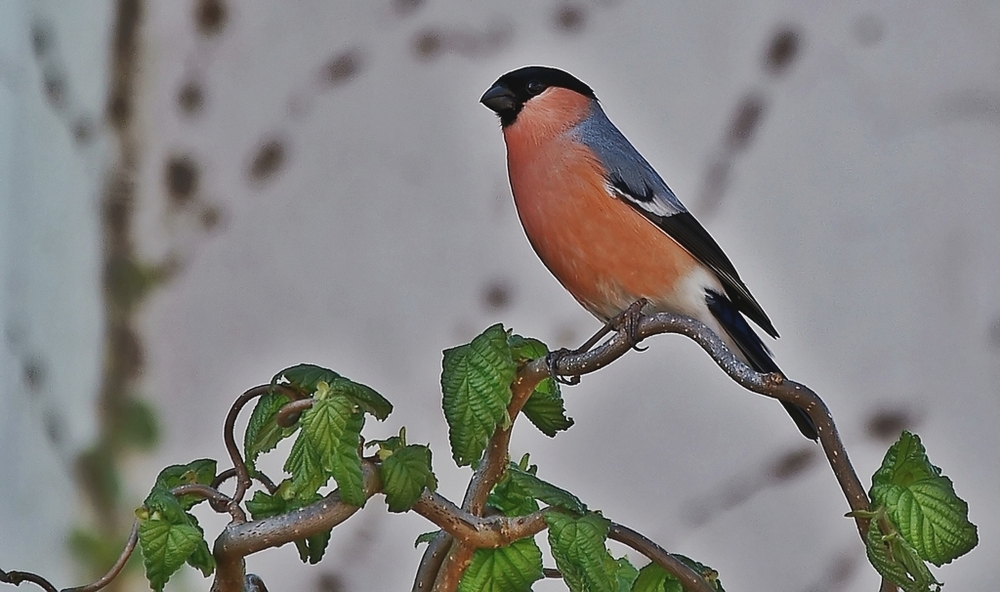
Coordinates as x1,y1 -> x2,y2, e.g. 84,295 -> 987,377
862,431 -> 978,591
136,460 -> 217,592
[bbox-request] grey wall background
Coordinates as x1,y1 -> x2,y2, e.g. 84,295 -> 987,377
1,1 -> 997,591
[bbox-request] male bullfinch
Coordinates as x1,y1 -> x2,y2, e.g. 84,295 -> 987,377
481,66 -> 817,440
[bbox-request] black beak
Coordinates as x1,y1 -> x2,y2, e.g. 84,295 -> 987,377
480,84 -> 516,113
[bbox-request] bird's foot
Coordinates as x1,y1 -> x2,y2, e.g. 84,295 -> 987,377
611,298 -> 649,351
546,348 -> 581,385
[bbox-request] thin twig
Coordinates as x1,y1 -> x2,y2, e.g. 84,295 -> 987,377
608,522 -> 715,592
274,399 -> 314,429
0,521 -> 140,592
211,468 -> 279,495
63,520 -> 140,592
411,492 -> 552,548
222,384 -> 302,509
171,484 -> 245,522
0,570 -> 58,592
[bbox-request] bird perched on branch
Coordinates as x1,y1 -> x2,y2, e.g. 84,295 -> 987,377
481,65 -> 817,440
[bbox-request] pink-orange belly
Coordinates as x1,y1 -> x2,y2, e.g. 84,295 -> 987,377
507,140 -> 699,320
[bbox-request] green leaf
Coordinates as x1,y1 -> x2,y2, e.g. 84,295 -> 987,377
152,459 -> 217,510
286,395 -> 367,505
507,464 -> 587,515
327,376 -> 393,421
458,537 -> 544,592
608,556 -> 639,592
870,431 -> 978,565
272,364 -> 343,393
488,470 -> 541,518
546,512 -> 615,592
415,530 -> 441,547
284,429 -> 329,499
507,334 -> 548,362
138,517 -> 204,592
380,444 -> 438,512
441,324 -> 517,466
143,487 -> 189,524
522,377 -> 574,437
244,391 -> 297,473
632,563 -> 683,592
865,518 -> 941,592
295,529 -> 332,565
184,515 -> 215,577
245,490 -> 290,519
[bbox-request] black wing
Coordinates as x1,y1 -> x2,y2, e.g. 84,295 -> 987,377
609,176 -> 778,338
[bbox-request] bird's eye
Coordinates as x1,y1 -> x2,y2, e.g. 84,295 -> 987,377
526,80 -> 545,95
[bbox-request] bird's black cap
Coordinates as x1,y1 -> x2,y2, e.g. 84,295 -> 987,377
481,66 -> 596,126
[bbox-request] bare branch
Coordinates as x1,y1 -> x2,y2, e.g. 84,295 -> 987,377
0,570 -> 58,592
548,312 -> 873,537
411,491 -> 551,548
412,532 -> 452,592
608,522 -> 716,592
171,484 -> 246,522
211,468 -> 279,495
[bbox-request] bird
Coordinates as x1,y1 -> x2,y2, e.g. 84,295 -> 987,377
480,65 -> 817,440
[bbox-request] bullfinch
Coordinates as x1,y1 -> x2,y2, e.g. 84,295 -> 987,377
480,65 -> 817,440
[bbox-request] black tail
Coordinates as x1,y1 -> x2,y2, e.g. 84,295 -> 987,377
705,291 -> 818,440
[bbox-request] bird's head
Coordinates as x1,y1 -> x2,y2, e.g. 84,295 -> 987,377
481,66 -> 597,128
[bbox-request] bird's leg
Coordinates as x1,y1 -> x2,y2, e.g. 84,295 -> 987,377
613,298 -> 649,351
546,299 -> 649,384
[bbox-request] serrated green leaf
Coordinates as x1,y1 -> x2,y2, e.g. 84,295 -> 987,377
246,490 -> 290,519
284,430 -> 329,499
272,364 -> 343,392
522,377 -> 575,437
864,519 -> 941,592
244,391 -> 297,473
138,518 -> 203,592
546,512 -> 615,592
507,464 -> 586,515
293,396 -> 367,505
489,469 -> 541,518
152,459 -> 217,510
184,515 -> 215,577
327,376 -> 393,421
143,487 -> 189,524
870,431 -> 978,565
442,324 -> 517,466
609,556 -> 639,592
508,334 -> 549,362
380,444 -> 437,512
631,563 -> 683,592
458,537 -> 544,592
295,529 -> 332,565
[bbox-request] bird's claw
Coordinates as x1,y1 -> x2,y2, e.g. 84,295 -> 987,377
612,298 -> 649,350
546,348 -> 581,385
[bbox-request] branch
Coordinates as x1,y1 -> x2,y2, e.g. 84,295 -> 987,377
1,520 -> 139,592
427,358 -> 550,591
411,492 -> 551,548
212,462 -> 380,592
608,522 -> 715,592
548,311 -> 873,537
